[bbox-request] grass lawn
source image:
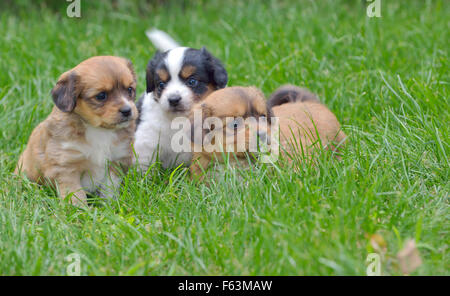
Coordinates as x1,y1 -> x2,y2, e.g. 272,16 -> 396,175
0,0 -> 448,275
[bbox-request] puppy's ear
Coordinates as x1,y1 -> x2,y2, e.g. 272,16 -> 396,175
123,58 -> 137,82
51,71 -> 79,112
201,47 -> 228,89
146,51 -> 163,93
250,86 -> 274,124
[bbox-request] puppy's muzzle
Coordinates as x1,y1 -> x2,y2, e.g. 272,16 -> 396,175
119,106 -> 132,119
168,95 -> 182,107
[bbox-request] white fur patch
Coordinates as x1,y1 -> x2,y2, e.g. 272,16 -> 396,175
146,29 -> 180,52
62,125 -> 129,193
165,47 -> 187,76
133,92 -> 192,171
157,47 -> 193,113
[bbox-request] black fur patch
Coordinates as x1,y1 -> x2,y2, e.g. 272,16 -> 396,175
267,85 -> 319,109
144,47 -> 228,100
145,51 -> 168,94
183,47 -> 228,90
135,93 -> 145,128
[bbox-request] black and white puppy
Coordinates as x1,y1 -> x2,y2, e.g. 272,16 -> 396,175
134,31 -> 228,171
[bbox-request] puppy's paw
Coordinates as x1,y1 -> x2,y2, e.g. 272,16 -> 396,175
68,192 -> 88,208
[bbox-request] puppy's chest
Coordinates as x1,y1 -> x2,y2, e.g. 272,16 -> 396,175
137,116 -> 192,167
61,127 -> 130,191
135,96 -> 192,168
63,127 -> 130,166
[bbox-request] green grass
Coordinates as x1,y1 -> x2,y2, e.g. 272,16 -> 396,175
0,0 -> 448,275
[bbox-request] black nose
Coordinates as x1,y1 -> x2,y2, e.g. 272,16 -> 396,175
119,106 -> 132,117
168,95 -> 182,106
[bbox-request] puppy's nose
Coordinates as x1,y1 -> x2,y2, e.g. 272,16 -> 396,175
168,95 -> 182,107
119,106 -> 132,117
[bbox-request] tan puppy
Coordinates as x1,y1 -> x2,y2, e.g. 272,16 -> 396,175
189,86 -> 273,178
188,85 -> 346,178
268,85 -> 347,162
15,56 -> 138,206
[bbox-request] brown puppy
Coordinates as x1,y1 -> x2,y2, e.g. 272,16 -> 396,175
188,85 -> 346,178
189,86 -> 273,178
15,56 -> 138,206
268,84 -> 346,162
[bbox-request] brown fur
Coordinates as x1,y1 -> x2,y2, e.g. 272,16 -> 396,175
273,102 -> 346,161
156,68 -> 169,82
189,86 -> 270,178
180,65 -> 197,79
268,85 -> 346,162
15,56 -> 138,206
193,83 -> 216,102
189,85 -> 347,179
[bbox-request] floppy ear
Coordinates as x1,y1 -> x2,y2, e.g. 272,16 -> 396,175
146,51 -> 164,93
123,58 -> 137,82
250,86 -> 274,124
201,47 -> 228,89
51,71 -> 79,112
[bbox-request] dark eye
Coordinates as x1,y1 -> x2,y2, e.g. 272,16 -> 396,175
228,118 -> 243,130
95,92 -> 107,101
158,82 -> 165,90
127,87 -> 134,96
187,78 -> 198,87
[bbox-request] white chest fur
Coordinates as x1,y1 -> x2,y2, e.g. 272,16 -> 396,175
62,125 -> 130,191
134,93 -> 192,171
83,126 -> 126,166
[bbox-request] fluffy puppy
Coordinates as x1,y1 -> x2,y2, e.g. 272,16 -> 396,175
188,86 -> 272,177
268,85 -> 347,161
134,46 -> 228,171
188,85 -> 347,178
15,56 -> 138,206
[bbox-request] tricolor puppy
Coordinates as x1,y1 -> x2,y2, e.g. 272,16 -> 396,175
188,86 -> 273,178
134,31 -> 228,171
15,56 -> 138,207
268,85 -> 347,162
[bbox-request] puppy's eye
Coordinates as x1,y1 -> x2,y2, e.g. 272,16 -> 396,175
127,87 -> 134,96
187,78 -> 198,87
96,92 -> 107,101
158,82 -> 165,90
228,118 -> 243,130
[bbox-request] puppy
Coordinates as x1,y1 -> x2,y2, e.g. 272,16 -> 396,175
188,85 -> 346,178
268,85 -> 347,161
15,56 -> 138,206
134,33 -> 228,171
188,86 -> 272,177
